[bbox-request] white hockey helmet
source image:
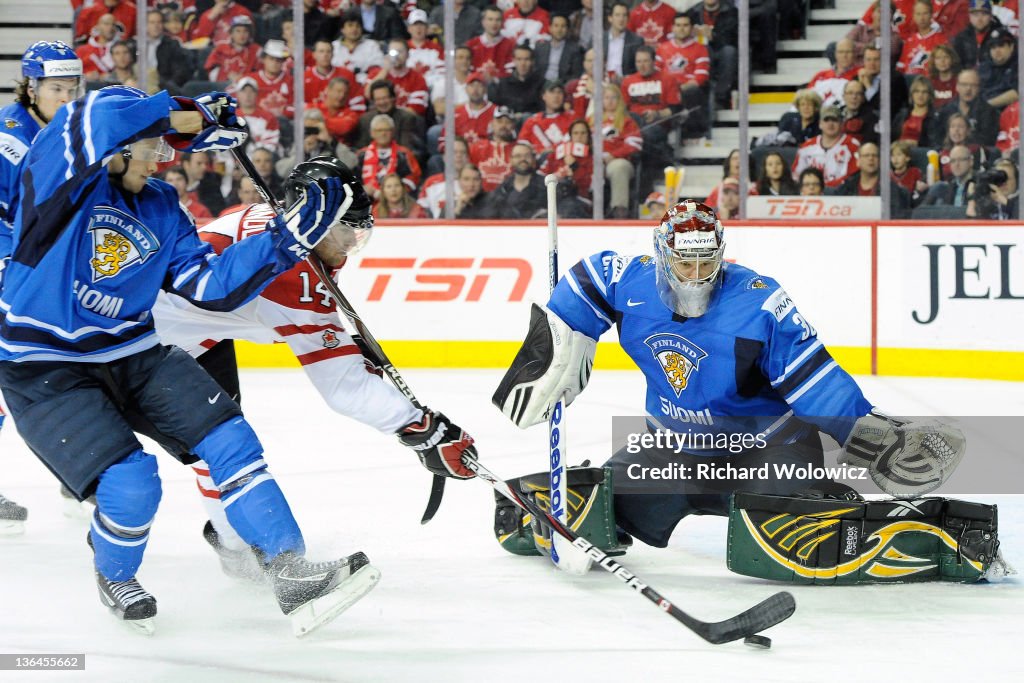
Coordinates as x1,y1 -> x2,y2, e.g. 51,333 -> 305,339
653,200 -> 725,318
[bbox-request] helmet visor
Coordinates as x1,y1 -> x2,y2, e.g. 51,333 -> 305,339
127,137 -> 175,163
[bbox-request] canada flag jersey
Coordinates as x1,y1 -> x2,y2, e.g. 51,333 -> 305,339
205,42 -> 260,82
517,111 -> 575,152
997,101 -> 1020,154
454,102 -> 497,146
502,7 -> 551,47
303,65 -> 366,111
792,135 -> 860,187
629,1 -> 677,46
470,139 -> 514,192
465,34 -> 516,81
254,70 -> 293,118
656,39 -> 710,87
897,29 -> 947,76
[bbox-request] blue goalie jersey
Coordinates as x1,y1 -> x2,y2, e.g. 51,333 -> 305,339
548,251 -> 872,451
0,88 -> 296,363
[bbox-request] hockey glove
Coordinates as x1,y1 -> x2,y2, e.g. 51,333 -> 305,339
166,92 -> 248,152
397,409 -> 478,480
269,177 -> 348,262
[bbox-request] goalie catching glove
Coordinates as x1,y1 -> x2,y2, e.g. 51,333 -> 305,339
492,303 -> 596,428
397,409 -> 477,479
839,411 -> 966,496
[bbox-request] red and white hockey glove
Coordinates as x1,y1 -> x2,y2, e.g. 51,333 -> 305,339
397,409 -> 477,480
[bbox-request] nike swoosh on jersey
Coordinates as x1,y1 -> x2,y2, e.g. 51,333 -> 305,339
626,299 -> 645,307
208,392 -> 221,404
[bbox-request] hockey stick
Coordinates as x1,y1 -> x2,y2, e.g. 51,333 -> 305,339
543,173 -> 581,573
231,147 -> 446,524
465,456 -> 796,644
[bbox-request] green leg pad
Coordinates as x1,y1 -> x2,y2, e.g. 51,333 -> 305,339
727,493 -> 999,585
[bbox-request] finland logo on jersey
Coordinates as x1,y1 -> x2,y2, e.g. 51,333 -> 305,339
644,333 -> 708,397
88,206 -> 160,282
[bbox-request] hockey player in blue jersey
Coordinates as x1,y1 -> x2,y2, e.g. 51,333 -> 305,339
0,40 -> 82,532
0,84 -> 381,635
492,200 -> 1010,584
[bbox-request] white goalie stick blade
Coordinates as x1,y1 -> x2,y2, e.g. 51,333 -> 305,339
553,541 -> 592,575
289,564 -> 382,638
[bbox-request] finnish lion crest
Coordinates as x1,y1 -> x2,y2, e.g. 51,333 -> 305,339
88,207 -> 159,282
644,333 -> 708,397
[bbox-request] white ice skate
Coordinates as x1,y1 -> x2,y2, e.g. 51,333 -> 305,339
266,551 -> 381,638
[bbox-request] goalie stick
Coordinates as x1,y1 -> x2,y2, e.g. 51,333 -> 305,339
466,455 -> 797,644
543,173 -> 580,572
231,146 -> 446,524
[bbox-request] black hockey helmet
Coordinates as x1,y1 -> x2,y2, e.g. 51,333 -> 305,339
285,155 -> 374,257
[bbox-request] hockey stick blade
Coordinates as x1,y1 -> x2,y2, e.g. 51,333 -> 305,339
466,456 -> 797,644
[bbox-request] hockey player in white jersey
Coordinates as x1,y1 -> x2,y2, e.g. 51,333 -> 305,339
0,86 -> 384,635
491,200 -> 1010,584
0,40 -> 83,533
152,156 -> 479,578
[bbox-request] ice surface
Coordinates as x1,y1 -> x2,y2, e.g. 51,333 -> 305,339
1,369 -> 1021,682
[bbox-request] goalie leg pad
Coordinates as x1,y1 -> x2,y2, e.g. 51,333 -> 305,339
491,303 -> 596,429
493,467 -> 630,557
727,492 -> 999,584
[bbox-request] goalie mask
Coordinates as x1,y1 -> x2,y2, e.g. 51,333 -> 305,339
285,156 -> 373,264
653,200 -> 725,318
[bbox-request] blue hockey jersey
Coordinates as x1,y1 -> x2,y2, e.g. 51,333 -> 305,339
0,88 -> 299,363
0,102 -> 40,261
549,252 -> 872,450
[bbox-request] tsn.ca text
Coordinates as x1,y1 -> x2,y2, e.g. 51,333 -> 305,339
763,198 -> 855,218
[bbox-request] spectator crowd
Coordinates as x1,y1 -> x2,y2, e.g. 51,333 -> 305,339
66,0 -> 1020,220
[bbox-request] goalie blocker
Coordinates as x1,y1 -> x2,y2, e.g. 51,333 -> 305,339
728,492 -> 1003,584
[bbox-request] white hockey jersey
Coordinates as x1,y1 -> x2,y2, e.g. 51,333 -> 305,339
153,204 -> 421,434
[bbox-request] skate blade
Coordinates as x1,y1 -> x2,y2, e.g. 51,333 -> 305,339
290,564 -> 381,638
0,520 -> 26,536
121,617 -> 155,636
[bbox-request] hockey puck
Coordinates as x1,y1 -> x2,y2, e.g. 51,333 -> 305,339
744,635 -> 772,649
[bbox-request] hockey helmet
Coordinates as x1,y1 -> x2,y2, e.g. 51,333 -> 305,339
653,200 -> 726,318
285,156 -> 374,260
22,40 -> 82,81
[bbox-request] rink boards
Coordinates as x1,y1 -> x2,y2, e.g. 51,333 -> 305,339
232,220 -> 1024,381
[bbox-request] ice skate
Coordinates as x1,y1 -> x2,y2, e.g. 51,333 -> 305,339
59,485 -> 92,521
266,550 -> 381,637
0,493 -> 27,535
202,520 -> 264,584
983,548 -> 1018,583
95,571 -> 158,635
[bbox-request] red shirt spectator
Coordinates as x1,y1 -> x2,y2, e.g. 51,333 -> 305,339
304,41 -> 364,111
359,136 -> 423,195
540,137 -> 594,201
932,0 -> 969,38
365,40 -> 429,116
897,2 -> 947,76
317,78 -> 361,144
466,6 -> 516,82
253,40 -> 293,118
997,101 -> 1020,154
76,1 -> 137,43
406,9 -> 445,81
517,83 -> 574,153
233,77 -> 281,153
454,74 -> 497,146
629,0 -> 677,46
469,112 -> 517,191
891,165 -> 924,193
621,51 -> 681,118
203,16 -> 259,82
76,13 -> 119,78
502,0 -> 550,48
792,107 -> 861,187
193,0 -> 252,45
657,15 -> 711,89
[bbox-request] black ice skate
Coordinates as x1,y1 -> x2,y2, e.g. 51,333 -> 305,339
202,520 -> 264,584
0,493 -> 27,535
95,572 -> 158,636
265,550 -> 381,637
